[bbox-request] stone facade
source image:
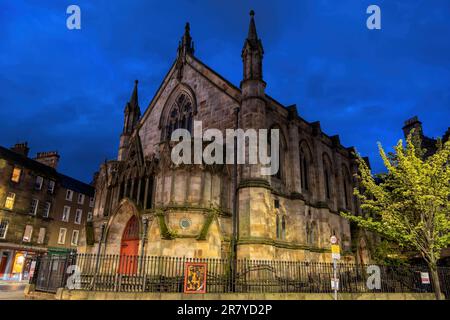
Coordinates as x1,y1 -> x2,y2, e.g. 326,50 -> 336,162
82,13 -> 367,263
0,143 -> 94,280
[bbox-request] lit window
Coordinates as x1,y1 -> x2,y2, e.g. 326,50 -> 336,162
48,180 -> 55,194
74,209 -> 82,224
58,228 -> 67,244
71,230 -> 79,246
35,176 -> 43,190
87,211 -> 93,222
89,197 -> 95,208
11,167 -> 21,183
30,198 -> 39,215
77,194 -> 85,205
62,206 -> 71,222
0,220 -> 9,239
5,192 -> 15,210
66,189 -> 73,201
23,225 -> 33,242
37,228 -> 46,244
43,202 -> 51,218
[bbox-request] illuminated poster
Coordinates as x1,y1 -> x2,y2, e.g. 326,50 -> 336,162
183,262 -> 207,294
12,253 -> 25,274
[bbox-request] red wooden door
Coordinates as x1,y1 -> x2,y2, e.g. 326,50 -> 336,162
0,256 -> 7,277
118,216 -> 139,274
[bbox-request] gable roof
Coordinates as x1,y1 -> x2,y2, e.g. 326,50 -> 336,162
0,145 -> 94,196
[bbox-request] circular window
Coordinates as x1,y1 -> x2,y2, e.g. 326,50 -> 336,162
180,218 -> 191,229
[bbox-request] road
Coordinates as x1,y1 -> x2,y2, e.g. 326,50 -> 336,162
0,282 -> 26,300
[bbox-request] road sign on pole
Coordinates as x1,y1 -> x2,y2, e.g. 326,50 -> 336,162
421,272 -> 430,284
330,235 -> 338,244
331,244 -> 341,260
330,236 -> 340,300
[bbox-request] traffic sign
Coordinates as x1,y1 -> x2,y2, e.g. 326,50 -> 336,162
331,244 -> 341,260
331,278 -> 339,290
421,272 -> 430,284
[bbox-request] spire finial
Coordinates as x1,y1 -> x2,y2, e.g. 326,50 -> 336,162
247,10 -> 258,43
178,21 -> 194,56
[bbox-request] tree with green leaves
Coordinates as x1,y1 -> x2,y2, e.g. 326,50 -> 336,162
342,135 -> 450,300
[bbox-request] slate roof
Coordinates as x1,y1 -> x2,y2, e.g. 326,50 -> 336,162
0,145 -> 94,196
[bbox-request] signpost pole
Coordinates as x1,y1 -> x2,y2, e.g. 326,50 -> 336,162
330,235 -> 339,301
333,258 -> 337,301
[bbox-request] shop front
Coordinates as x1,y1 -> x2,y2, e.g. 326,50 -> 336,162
0,245 -> 46,281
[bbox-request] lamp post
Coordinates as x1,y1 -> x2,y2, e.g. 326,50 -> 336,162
90,222 -> 106,290
139,217 -> 149,274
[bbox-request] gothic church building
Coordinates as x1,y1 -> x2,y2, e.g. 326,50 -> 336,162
81,12 -> 367,263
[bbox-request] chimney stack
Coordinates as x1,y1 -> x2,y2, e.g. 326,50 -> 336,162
402,116 -> 423,139
34,151 -> 60,169
10,142 -> 30,157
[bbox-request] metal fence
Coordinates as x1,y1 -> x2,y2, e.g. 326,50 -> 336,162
30,253 -> 450,298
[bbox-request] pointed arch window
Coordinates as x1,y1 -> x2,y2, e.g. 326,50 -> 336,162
276,215 -> 286,240
299,144 -> 312,192
323,155 -> 333,200
268,125 -> 285,181
165,93 -> 193,140
342,166 -> 352,209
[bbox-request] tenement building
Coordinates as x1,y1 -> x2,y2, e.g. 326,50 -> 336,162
0,143 -> 94,280
81,12 -> 367,263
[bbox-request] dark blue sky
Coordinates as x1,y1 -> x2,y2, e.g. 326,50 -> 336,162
1,0 -> 449,183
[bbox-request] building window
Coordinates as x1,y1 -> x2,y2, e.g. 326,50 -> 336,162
77,194 -> 85,205
43,202 -> 51,218
164,93 -> 193,140
62,206 -> 71,222
48,180 -> 55,194
0,220 -> 9,239
89,196 -> 95,208
58,228 -> 67,244
23,225 -> 33,242
87,211 -> 93,222
66,189 -> 73,201
11,167 -> 22,183
35,176 -> 43,190
74,209 -> 82,224
324,169 -> 331,199
37,228 -> 46,244
4,192 -> 15,210
299,144 -> 312,192
71,230 -> 79,246
30,198 -> 39,215
276,215 -> 286,240
306,222 -> 317,246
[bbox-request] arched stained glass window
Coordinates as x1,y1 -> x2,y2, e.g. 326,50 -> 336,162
165,93 -> 193,140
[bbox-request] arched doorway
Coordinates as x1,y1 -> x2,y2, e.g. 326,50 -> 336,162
119,216 -> 139,274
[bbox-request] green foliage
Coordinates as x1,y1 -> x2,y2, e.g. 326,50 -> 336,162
342,135 -> 450,268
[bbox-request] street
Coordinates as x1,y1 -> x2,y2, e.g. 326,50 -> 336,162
0,282 -> 26,300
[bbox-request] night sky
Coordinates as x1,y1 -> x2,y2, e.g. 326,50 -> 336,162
1,0 -> 449,183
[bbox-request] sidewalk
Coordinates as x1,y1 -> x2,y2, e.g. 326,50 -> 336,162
0,280 -> 29,286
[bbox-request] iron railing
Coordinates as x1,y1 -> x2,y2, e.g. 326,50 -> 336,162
30,253 -> 450,298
